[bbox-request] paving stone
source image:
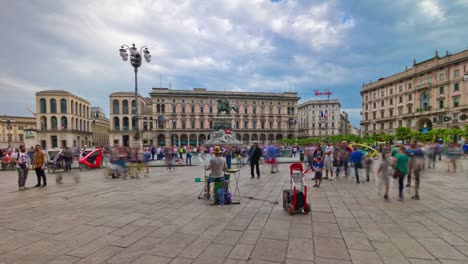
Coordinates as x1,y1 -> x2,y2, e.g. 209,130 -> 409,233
348,249 -> 383,264
192,243 -> 232,264
372,241 -> 410,264
285,259 -> 315,264
363,229 -> 391,242
438,260 -> 468,264
290,223 -> 313,239
229,244 -> 254,260
239,230 -> 261,245
342,231 -> 373,251
169,258 -> 193,264
315,258 -> 352,264
427,226 -> 468,246
312,212 -> 337,223
67,234 -> 121,258
107,237 -> 162,264
148,225 -> 180,238
408,259 -> 441,264
250,238 -> 288,262
379,223 -> 411,238
312,222 -> 342,238
314,237 -> 350,260
260,219 -> 290,240
148,232 -> 197,258
178,238 -> 212,259
224,259 -> 247,264
46,255 -> 81,264
213,230 -> 243,245
286,238 -> 314,261
131,254 -> 172,264
416,237 -> 467,261
455,246 -> 468,257
74,245 -> 124,264
336,217 -> 361,231
391,237 -> 435,260
111,226 -> 157,248
355,217 -> 380,230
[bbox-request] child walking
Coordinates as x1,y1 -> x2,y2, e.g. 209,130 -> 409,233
313,157 -> 324,188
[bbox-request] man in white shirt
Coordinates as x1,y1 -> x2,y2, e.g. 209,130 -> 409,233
11,145 -> 31,191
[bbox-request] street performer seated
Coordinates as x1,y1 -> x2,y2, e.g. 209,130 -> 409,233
205,146 -> 227,203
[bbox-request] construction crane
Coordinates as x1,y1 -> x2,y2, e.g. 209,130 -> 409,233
25,107 -> 36,116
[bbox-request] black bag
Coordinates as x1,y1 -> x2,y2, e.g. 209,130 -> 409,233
393,168 -> 404,179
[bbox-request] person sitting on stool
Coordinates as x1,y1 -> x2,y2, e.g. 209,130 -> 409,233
205,146 -> 227,202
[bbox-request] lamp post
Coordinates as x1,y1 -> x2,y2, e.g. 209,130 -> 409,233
119,43 -> 151,142
171,118 -> 177,146
2,118 -> 16,148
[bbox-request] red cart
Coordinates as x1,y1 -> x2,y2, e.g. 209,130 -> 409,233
283,163 -> 310,215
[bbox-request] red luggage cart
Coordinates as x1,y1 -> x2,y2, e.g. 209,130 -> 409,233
283,163 -> 310,215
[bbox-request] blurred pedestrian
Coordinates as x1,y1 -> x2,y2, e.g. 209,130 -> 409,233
33,145 -> 47,188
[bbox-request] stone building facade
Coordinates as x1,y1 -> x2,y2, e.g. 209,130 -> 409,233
109,92 -> 152,147
361,49 -> 468,135
0,115 -> 36,148
36,90 -> 93,149
90,107 -> 110,147
110,88 -> 300,146
297,99 -> 341,138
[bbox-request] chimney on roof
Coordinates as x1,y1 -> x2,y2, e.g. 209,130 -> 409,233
413,58 -> 416,65
405,65 -> 408,71
435,50 -> 439,57
446,50 -> 449,56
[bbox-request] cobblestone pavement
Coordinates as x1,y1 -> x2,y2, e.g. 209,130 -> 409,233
0,159 -> 467,264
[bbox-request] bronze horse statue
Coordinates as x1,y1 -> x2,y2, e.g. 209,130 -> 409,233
217,99 -> 239,115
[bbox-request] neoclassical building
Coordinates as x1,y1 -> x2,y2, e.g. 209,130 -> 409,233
36,90 -> 93,148
109,92 -> 152,147
90,107 -> 110,147
361,49 -> 468,135
0,115 -> 36,148
110,88 -> 300,146
297,99 -> 342,138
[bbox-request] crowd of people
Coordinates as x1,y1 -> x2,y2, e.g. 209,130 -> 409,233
2,139 -> 467,196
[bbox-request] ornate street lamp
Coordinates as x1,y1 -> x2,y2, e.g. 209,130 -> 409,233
119,43 -> 151,141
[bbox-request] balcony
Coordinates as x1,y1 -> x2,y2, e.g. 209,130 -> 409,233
417,83 -> 432,91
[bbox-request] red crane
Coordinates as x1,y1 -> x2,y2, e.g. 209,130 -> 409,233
314,90 -> 323,96
323,89 -> 333,100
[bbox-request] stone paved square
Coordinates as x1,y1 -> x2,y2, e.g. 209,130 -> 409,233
0,159 -> 467,263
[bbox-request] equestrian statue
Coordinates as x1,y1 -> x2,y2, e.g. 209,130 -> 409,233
217,99 -> 239,115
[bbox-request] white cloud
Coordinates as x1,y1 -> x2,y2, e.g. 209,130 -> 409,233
419,0 -> 445,21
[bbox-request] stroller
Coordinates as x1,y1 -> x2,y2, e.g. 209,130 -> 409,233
46,149 -> 65,174
283,163 -> 310,215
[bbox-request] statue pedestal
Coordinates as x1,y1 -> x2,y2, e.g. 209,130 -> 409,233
132,139 -> 143,149
213,116 -> 233,131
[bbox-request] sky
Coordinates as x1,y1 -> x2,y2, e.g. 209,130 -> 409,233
1,0 -> 467,128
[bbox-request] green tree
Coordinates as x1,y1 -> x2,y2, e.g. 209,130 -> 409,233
395,127 -> 412,141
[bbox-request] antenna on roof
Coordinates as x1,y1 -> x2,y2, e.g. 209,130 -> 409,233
169,81 -> 171,89
159,74 -> 162,88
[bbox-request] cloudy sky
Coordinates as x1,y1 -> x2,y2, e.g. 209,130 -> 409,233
1,0 -> 467,127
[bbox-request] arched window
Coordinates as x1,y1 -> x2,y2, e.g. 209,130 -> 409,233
156,104 -> 160,113
40,116 -> 47,130
75,102 -> 78,115
61,116 -> 67,129
71,117 -> 74,129
113,100 -> 119,114
161,104 -> 165,113
122,100 -> 129,114
79,120 -> 83,131
131,100 -> 136,114
40,98 -> 47,113
75,119 -> 79,130
60,99 -> 67,113
79,104 -> 82,116
50,99 -> 57,113
113,117 -> 120,130
123,117 -> 129,131
71,100 -> 74,114
51,116 -> 58,130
